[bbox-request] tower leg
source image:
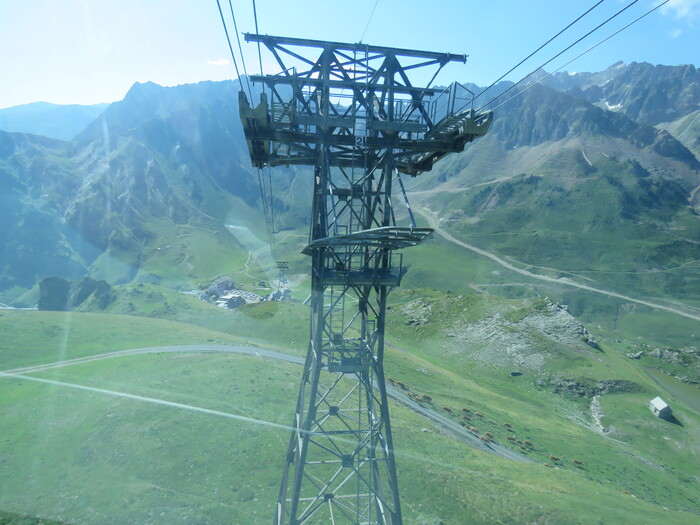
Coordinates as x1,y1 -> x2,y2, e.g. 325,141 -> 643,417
275,158 -> 403,524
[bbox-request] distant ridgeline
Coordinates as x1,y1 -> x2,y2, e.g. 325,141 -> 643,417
38,276 -> 114,311
0,62 -> 698,307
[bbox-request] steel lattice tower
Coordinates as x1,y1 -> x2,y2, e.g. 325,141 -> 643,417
238,34 -> 491,525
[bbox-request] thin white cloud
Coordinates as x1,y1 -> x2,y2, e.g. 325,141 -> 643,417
660,0 -> 700,19
208,58 -> 230,67
669,27 -> 683,37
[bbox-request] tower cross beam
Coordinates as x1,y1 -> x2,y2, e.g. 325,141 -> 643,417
244,32 -> 468,63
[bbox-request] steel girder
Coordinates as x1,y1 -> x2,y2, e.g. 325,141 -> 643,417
274,143 -> 406,524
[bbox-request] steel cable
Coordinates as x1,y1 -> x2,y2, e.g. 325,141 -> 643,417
227,0 -> 253,101
487,0 -> 671,113
476,0 -> 641,113
215,0 -> 246,94
473,0 -> 607,105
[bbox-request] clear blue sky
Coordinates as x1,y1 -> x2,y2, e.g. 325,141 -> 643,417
0,0 -> 698,109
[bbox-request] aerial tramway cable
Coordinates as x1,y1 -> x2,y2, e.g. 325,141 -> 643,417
249,0 -> 278,262
359,0 -> 380,43
251,0 -> 265,94
486,0 -> 672,113
215,0 -> 278,264
472,0 -> 607,105
476,0 -> 642,112
227,0 -> 253,101
214,0 -> 246,94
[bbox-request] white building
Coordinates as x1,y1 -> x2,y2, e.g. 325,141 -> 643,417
649,396 -> 672,419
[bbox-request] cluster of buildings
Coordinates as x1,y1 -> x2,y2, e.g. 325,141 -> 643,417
207,277 -> 261,309
207,276 -> 288,309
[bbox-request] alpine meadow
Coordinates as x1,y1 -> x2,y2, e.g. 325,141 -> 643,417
1,55 -> 699,525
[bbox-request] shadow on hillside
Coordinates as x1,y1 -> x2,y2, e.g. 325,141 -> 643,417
663,414 -> 683,426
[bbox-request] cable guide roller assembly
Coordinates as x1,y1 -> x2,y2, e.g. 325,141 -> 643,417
238,34 -> 491,174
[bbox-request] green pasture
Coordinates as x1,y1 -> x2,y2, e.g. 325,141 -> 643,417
1,309 -> 699,523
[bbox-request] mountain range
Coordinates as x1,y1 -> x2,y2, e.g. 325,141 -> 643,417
407,62 -> 699,316
0,81 -> 281,303
0,61 -> 698,314
1,60 -> 699,524
0,101 -> 109,141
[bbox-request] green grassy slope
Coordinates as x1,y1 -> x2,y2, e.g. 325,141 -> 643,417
411,147 -> 700,320
1,305 -> 698,524
383,291 -> 699,513
0,310 -> 247,370
77,282 -> 309,349
398,228 -> 700,367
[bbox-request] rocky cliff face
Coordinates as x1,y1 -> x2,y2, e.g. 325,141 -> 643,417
488,82 -> 698,168
546,61 -> 700,126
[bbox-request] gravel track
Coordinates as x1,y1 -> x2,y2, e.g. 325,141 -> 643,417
414,204 -> 700,323
1,344 -> 531,463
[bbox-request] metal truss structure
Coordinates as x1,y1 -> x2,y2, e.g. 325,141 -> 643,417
276,261 -> 289,293
238,34 -> 491,525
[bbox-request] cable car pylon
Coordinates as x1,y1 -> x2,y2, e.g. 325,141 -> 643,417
238,34 -> 492,524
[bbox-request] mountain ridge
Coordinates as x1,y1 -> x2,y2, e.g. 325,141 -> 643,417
1,62 -> 700,524
1,62 -> 698,308
544,61 -> 700,123
0,101 -> 109,141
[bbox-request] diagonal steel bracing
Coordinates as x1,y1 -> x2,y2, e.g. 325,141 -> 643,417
237,34 -> 491,525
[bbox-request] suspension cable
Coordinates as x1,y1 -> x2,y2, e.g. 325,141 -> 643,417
488,0 -> 672,113
251,0 -> 265,94
474,0 -> 607,104
256,166 -> 276,259
248,0 -> 278,262
360,0 -> 380,43
267,165 -> 275,255
476,0 -> 641,112
216,0 -> 276,263
227,0 -> 253,101
395,170 -> 417,230
215,0 -> 246,93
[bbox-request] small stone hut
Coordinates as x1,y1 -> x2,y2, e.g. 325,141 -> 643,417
649,396 -> 672,419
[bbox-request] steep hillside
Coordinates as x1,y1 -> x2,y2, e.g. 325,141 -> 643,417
0,131 -> 100,299
0,82 -> 298,302
658,109 -> 700,162
482,82 -> 697,168
76,81 -> 257,202
410,79 -> 700,312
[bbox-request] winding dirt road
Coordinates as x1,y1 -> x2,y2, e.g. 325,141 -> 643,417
414,204 -> 700,323
1,344 -> 530,463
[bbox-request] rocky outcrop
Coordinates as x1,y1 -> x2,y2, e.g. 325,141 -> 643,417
399,296 -> 602,372
627,345 -> 698,366
400,299 -> 432,327
626,344 -> 700,384
536,376 -> 640,398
